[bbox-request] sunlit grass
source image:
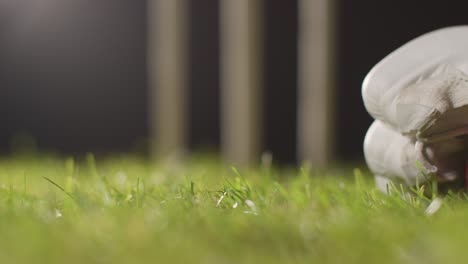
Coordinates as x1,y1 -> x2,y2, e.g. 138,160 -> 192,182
0,153 -> 467,263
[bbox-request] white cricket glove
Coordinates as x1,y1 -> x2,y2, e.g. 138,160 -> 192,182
362,26 -> 468,191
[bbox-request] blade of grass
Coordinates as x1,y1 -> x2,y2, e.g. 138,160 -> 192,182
42,176 -> 77,203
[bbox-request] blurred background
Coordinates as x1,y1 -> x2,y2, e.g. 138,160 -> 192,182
1,0 -> 468,165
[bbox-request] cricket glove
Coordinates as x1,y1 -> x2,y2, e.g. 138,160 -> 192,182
362,26 -> 468,191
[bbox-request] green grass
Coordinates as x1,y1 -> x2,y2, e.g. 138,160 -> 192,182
0,154 -> 467,264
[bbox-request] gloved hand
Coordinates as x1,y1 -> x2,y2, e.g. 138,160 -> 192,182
362,26 -> 468,191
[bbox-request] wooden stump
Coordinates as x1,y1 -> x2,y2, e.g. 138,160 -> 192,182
220,0 -> 263,166
148,0 -> 189,159
297,0 -> 336,167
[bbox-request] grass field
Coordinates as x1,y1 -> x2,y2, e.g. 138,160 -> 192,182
0,154 -> 467,264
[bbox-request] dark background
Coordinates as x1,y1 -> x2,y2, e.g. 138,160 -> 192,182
1,0 -> 468,162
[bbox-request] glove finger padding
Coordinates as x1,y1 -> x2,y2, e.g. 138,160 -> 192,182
364,120 -> 426,188
365,121 -> 467,191
362,26 -> 468,189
